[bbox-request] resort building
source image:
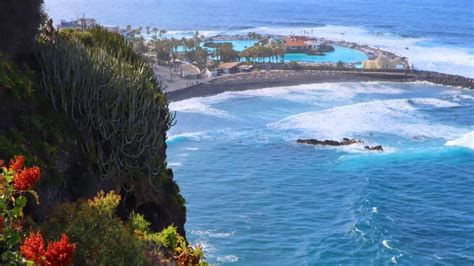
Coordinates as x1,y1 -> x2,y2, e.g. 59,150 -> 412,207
284,36 -> 312,53
180,63 -> 202,79
217,62 -> 243,75
284,36 -> 334,54
362,54 -> 409,70
57,18 -> 97,30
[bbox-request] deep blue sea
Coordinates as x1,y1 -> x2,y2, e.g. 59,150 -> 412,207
167,83 -> 474,265
44,1 -> 474,265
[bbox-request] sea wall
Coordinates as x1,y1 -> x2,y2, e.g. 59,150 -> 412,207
166,69 -> 473,101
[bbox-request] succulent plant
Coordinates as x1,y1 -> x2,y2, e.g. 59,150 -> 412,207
38,36 -> 173,184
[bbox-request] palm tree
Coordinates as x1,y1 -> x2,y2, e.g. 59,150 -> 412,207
152,28 -> 159,40
159,29 -> 167,40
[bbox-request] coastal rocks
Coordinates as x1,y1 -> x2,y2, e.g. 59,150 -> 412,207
364,145 -> 384,151
296,138 -> 363,146
297,138 -> 384,152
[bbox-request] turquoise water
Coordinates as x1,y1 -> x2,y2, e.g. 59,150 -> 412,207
179,42 -> 367,64
210,40 -> 259,52
168,82 -> 474,265
284,46 -> 368,64
177,40 -> 259,53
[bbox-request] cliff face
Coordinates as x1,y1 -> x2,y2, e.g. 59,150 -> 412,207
0,38 -> 187,237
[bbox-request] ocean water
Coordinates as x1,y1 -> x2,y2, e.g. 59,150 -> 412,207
44,0 -> 474,77
43,1 -> 474,265
168,82 -> 474,265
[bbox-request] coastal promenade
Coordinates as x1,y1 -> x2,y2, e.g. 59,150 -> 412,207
165,70 -> 474,101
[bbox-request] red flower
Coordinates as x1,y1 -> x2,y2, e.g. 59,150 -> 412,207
13,166 -> 41,191
45,234 -> 76,266
20,230 -> 46,265
9,155 -> 25,172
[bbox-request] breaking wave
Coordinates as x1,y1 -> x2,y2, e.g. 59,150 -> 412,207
269,98 -> 464,140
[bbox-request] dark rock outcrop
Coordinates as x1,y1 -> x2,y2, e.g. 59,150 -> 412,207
297,138 -> 363,146
364,145 -> 384,151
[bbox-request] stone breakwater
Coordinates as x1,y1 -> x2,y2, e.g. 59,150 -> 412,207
165,69 -> 474,102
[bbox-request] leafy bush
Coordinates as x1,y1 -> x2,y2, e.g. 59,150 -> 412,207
42,191 -> 149,265
130,211 -> 152,233
0,53 -> 34,99
174,235 -> 207,266
39,33 -> 173,180
0,155 -> 75,265
152,225 -> 178,250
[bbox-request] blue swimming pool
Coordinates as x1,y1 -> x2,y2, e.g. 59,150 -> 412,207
178,42 -> 368,65
284,46 -> 368,64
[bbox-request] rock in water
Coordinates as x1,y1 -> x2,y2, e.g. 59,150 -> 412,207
297,138 -> 363,146
364,145 -> 384,151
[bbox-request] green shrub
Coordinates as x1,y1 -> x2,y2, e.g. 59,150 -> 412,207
156,225 -> 178,250
38,34 -> 173,180
42,191 -> 149,265
129,211 -> 151,233
0,53 -> 34,99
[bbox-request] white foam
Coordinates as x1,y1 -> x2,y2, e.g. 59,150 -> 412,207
167,131 -> 205,142
189,82 -> 406,106
217,255 -> 239,263
270,98 -> 463,140
168,162 -> 182,167
410,98 -> 460,108
383,240 -> 393,250
372,207 -> 378,213
449,94 -> 474,102
192,229 -> 234,238
446,131 -> 474,150
236,82 -> 406,101
240,25 -> 474,78
391,256 -> 398,264
169,98 -> 232,118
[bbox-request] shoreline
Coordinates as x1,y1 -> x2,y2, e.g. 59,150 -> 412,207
165,69 -> 474,102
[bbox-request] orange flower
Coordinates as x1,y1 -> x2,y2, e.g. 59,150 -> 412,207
9,155 -> 25,172
13,166 -> 41,191
20,230 -> 46,265
45,234 -> 76,266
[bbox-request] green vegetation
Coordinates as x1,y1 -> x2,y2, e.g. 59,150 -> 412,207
39,29 -> 173,181
0,53 -> 34,99
42,191 -> 149,265
240,43 -> 286,63
216,43 -> 240,62
42,191 -> 207,265
0,1 -> 200,264
0,155 -> 76,265
0,53 -> 77,185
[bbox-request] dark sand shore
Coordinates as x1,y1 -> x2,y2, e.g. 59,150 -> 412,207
166,70 -> 474,102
